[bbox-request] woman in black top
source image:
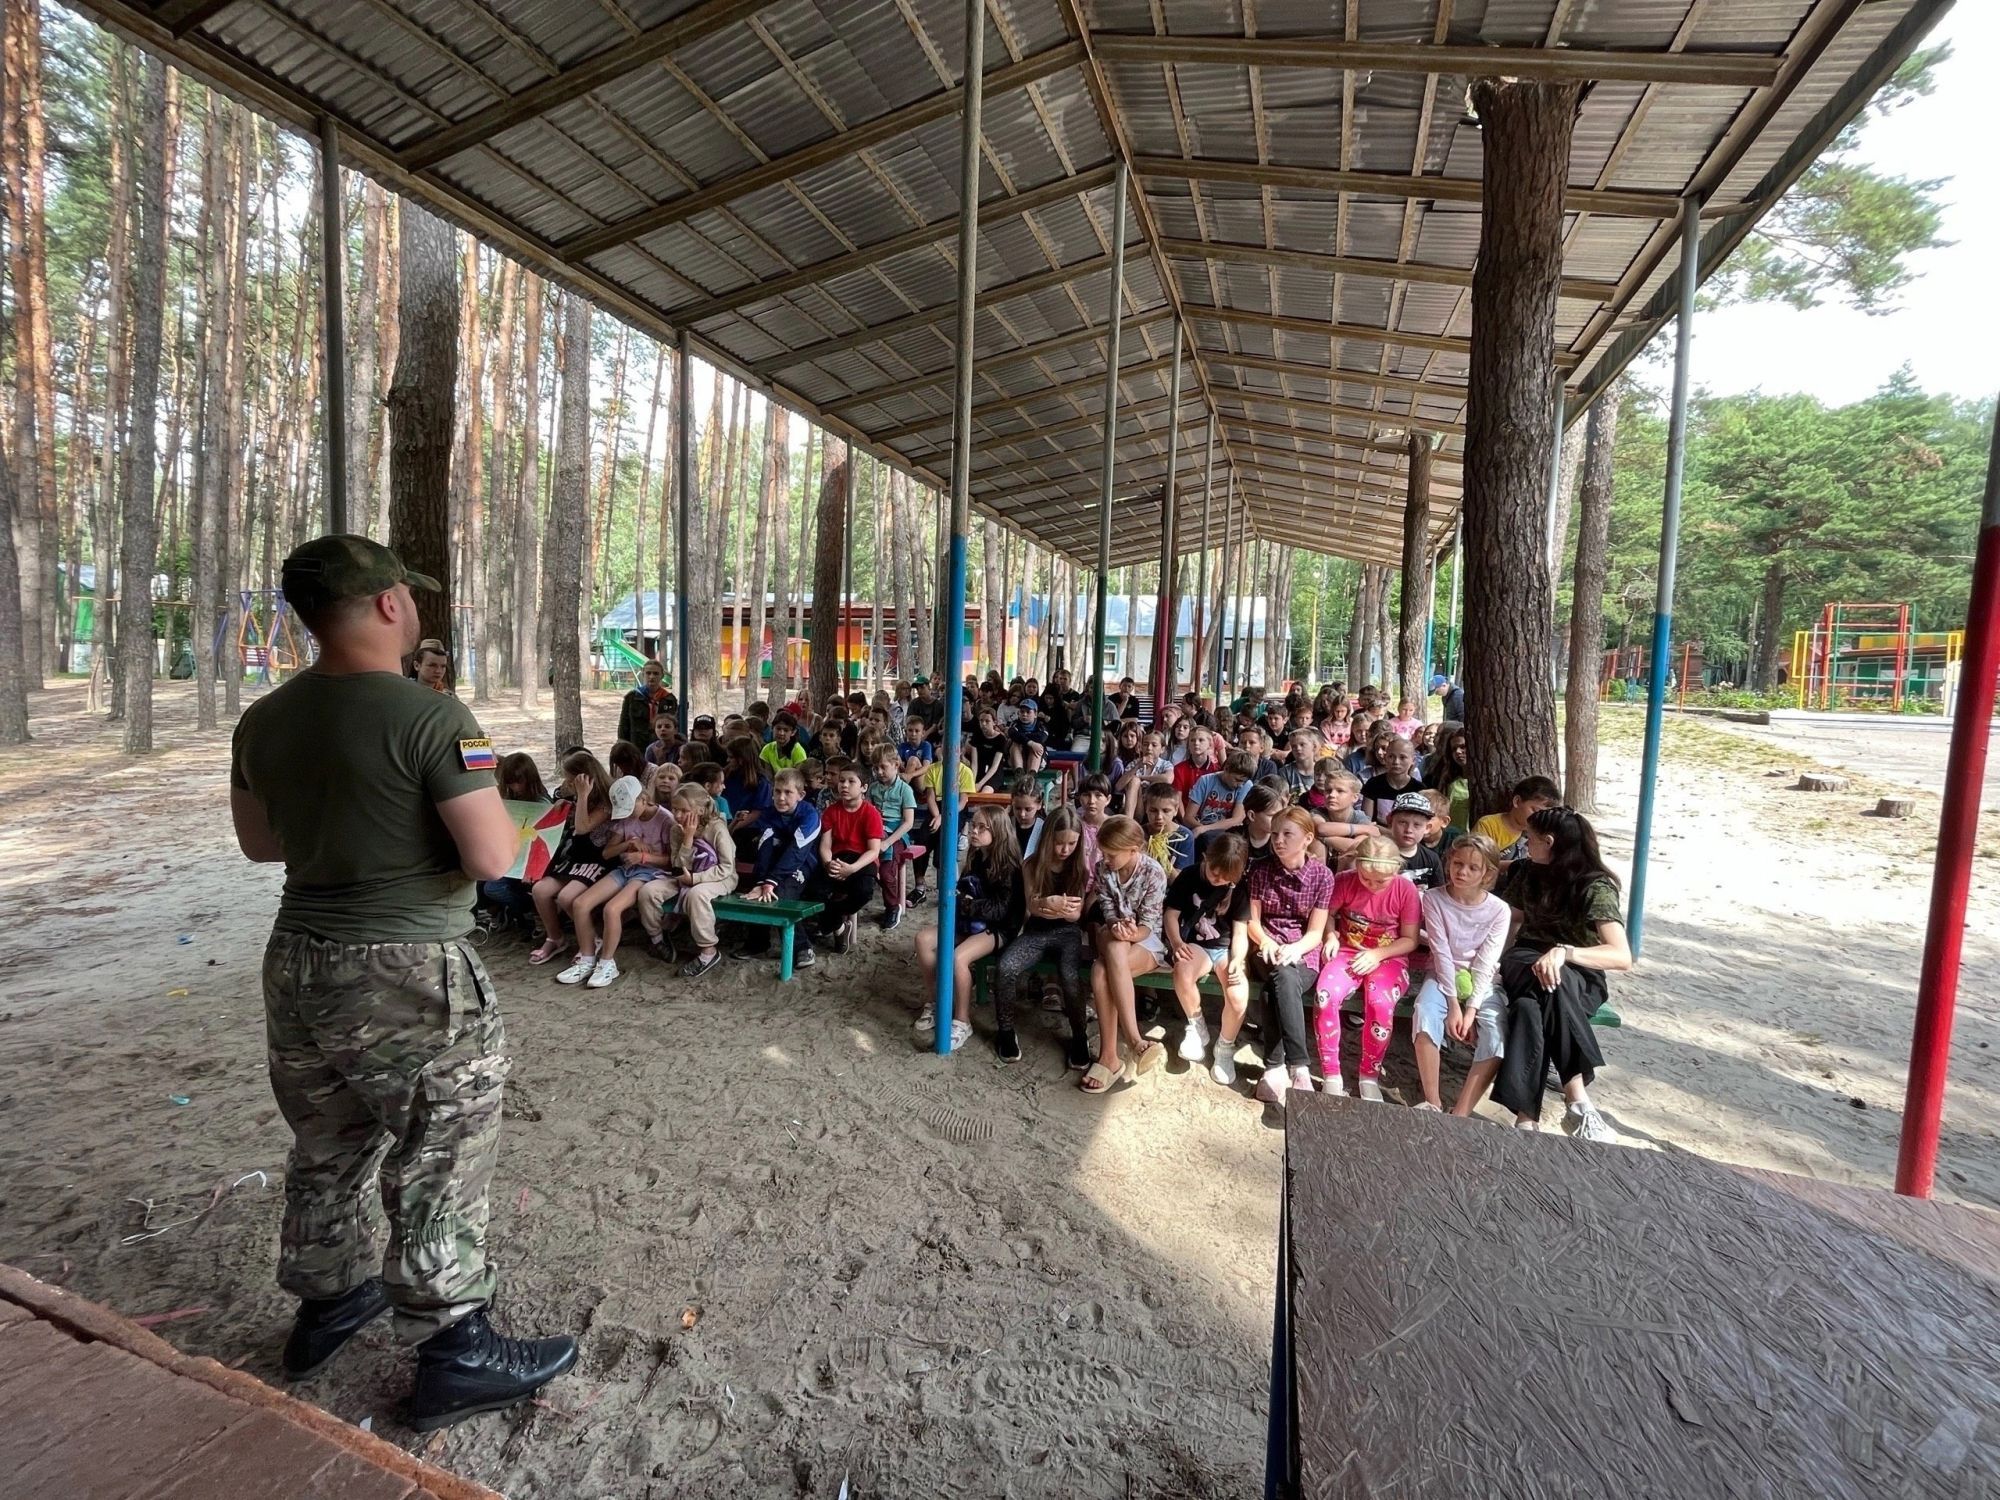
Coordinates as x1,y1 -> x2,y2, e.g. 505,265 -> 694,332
1470,807 -> 1632,1141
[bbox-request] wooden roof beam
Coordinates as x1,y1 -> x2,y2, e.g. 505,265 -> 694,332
1189,303 -> 1580,368
964,394 -> 1204,478
675,165 -> 1119,325
395,0 -> 774,169
1219,411 -> 1463,459
1202,350 -> 1467,404
1137,156 -> 1696,222
1157,234 -> 1614,303
825,310 -> 1177,414
1214,387 -> 1466,437
755,248 -> 1139,376
1091,35 -> 1783,88
878,354 -> 1175,444
558,42 -> 1084,259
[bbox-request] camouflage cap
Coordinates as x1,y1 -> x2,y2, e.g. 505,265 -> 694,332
281,534 -> 440,611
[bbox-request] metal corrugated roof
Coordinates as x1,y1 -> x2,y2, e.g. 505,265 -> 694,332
83,0 -> 1948,567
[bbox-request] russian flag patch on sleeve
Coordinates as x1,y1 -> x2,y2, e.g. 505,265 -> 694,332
459,738 -> 497,771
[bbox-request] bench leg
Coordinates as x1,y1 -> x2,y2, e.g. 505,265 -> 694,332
779,924 -> 795,982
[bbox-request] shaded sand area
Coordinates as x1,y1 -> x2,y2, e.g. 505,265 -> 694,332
0,681 -> 1994,1497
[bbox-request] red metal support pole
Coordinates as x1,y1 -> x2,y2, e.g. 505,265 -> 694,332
1896,408 -> 2000,1197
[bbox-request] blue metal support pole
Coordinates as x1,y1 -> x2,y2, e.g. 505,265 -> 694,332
1627,194 -> 1702,956
674,331 -> 692,733
932,0 -> 984,1055
1089,163 -> 1130,771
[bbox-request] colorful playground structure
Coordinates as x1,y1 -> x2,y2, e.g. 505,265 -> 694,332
1791,601 -> 1963,711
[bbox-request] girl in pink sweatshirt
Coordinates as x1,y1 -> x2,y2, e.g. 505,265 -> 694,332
1313,835 -> 1421,1100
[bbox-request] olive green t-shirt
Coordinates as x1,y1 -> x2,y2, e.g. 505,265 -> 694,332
231,670 -> 496,943
1503,873 -> 1626,950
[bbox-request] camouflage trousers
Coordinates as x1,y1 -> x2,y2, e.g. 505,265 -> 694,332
263,933 -> 510,1342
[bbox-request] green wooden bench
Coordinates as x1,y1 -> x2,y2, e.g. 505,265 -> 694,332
713,895 -> 826,981
968,954 -> 1620,1027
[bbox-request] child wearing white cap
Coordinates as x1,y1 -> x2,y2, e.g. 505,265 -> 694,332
556,775 -> 675,989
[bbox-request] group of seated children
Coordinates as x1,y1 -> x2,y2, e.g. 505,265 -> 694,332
480,669 -> 1629,1138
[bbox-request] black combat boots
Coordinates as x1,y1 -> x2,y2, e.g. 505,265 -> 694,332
405,1308 -> 578,1431
281,1279 -> 391,1380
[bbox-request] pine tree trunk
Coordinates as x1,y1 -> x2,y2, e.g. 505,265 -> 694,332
4,0 -> 57,681
654,350 -> 674,682
479,258 -> 518,698
1348,567 -> 1371,687
1019,540 -> 1038,682
350,180 -> 381,522
1461,77 -> 1579,816
725,385 -> 750,688
386,204 -> 459,654
807,436 -> 850,711
628,342 -> 661,668
116,55 -> 169,752
981,519 -> 1002,676
1754,556 -> 1787,691
1373,556 -> 1392,690
1397,437 -> 1434,719
767,410 -> 792,700
547,294 -> 589,754
685,375 -> 724,716
219,107 -> 253,716
1564,393 -> 1618,812
0,428 -> 28,739
784,426 -> 814,692
866,458 -> 883,689
1548,422 -> 1584,677
189,96 -> 225,729
514,275 -> 544,708
372,198 -> 400,541
460,244 -> 489,698
746,404 -> 785,709
909,483 -> 930,681
90,42 -> 132,700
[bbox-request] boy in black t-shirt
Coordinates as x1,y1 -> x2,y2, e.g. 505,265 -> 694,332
1163,831 -> 1254,1084
1385,791 -> 1444,892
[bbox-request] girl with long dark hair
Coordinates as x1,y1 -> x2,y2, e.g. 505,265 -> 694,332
1466,806 -> 1632,1140
1427,724 -> 1472,832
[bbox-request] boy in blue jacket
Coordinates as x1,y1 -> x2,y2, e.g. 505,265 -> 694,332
730,768 -> 822,960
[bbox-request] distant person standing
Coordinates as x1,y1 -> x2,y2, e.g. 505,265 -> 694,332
1431,673 -> 1465,725
231,536 -> 576,1431
618,657 -> 669,745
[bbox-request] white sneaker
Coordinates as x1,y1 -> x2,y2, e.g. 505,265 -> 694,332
912,1004 -> 935,1040
1210,1039 -> 1238,1087
555,954 -> 598,985
585,957 -> 621,989
1253,1067 -> 1290,1105
1322,1075 -> 1347,1098
946,1018 -> 972,1052
1178,1015 -> 1210,1062
1563,1101 -> 1618,1143
1357,1077 -> 1384,1103
1289,1065 -> 1316,1096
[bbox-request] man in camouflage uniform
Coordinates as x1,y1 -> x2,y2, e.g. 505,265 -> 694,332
231,535 -> 575,1430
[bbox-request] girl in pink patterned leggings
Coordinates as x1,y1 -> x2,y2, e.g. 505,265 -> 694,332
1314,835 -> 1421,1100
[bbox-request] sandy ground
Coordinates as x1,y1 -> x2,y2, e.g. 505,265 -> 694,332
0,680 -> 1995,1499
1727,709 -> 1998,798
